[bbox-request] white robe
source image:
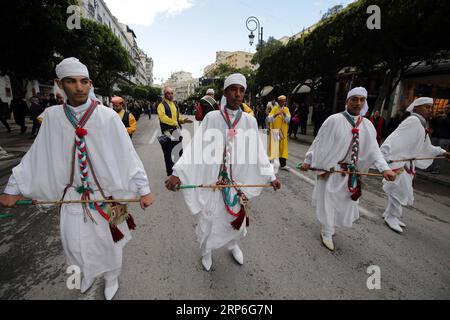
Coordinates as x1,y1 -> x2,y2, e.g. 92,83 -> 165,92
5,99 -> 150,282
173,108 -> 275,256
381,114 -> 445,207
304,112 -> 390,230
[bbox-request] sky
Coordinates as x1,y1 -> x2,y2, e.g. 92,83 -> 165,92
103,0 -> 354,84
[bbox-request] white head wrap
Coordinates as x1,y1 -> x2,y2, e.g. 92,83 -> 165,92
221,73 -> 247,108
206,88 -> 215,95
406,97 -> 434,113
56,57 -> 90,79
346,87 -> 369,116
55,57 -> 98,102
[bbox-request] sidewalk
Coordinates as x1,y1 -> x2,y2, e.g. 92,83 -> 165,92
0,119 -> 34,180
288,125 -> 450,188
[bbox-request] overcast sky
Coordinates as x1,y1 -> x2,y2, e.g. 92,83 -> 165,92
104,0 -> 354,84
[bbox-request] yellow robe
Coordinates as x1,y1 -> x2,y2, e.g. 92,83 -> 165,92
242,103 -> 254,116
268,105 -> 290,160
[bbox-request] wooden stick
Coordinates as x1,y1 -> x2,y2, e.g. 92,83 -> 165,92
179,184 -> 273,190
15,199 -> 141,206
295,163 -> 389,177
388,156 -> 446,163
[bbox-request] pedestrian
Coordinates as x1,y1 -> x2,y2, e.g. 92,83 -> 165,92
0,98 -> 11,133
29,95 -> 45,137
312,103 -> 329,137
381,98 -> 450,233
164,73 -> 281,271
289,102 -> 301,139
111,96 -> 136,139
299,102 -> 309,135
385,109 -> 408,137
10,96 -> 29,134
0,57 -> 154,300
300,87 -> 396,251
427,105 -> 450,173
157,86 -> 193,176
255,103 -> 267,129
369,110 -> 385,145
195,88 -> 218,122
48,93 -> 57,107
267,95 -> 291,170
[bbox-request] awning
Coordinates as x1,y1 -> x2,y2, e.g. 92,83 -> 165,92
258,86 -> 274,98
292,83 -> 311,94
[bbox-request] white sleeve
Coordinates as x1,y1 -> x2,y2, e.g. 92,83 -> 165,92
266,115 -> 275,123
3,174 -> 21,195
373,158 -> 391,172
128,171 -> 151,196
284,115 -> 291,123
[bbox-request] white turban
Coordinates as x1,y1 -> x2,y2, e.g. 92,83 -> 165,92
346,87 -> 369,116
55,57 -> 98,103
56,57 -> 90,79
223,73 -> 247,91
406,97 -> 433,113
221,73 -> 247,108
206,88 -> 215,95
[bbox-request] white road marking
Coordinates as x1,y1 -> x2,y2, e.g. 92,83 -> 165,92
286,167 -> 377,219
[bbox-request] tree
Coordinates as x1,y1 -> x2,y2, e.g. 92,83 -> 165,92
60,18 -> 136,100
0,0 -> 77,96
251,37 -> 283,66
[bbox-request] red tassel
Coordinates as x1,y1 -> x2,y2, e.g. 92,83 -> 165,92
350,185 -> 362,201
230,208 -> 246,230
76,127 -> 88,138
126,214 -> 136,230
110,225 -> 124,242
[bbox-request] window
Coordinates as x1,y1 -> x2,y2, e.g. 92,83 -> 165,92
88,2 -> 95,17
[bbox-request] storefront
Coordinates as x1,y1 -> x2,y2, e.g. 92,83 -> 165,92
393,62 -> 450,117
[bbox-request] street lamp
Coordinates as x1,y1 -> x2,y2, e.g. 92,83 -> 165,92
246,16 -> 263,48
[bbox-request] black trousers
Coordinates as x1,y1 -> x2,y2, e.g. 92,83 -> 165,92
279,157 -> 287,168
161,138 -> 183,176
1,119 -> 11,132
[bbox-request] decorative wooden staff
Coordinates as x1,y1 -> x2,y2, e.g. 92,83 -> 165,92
295,163 -> 396,177
388,156 -> 446,163
178,184 -> 273,191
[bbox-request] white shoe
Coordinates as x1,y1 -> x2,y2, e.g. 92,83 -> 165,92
321,233 -> 334,251
80,277 -> 95,294
231,245 -> 244,265
104,278 -> 119,300
384,216 -> 403,233
398,219 -> 406,228
202,252 -> 212,271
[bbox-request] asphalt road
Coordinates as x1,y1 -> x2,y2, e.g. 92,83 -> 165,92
1,115 -> 449,300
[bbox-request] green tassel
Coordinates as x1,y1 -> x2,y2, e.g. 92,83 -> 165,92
0,214 -> 13,219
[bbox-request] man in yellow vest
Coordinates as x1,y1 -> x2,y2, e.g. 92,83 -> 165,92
112,96 -> 136,138
157,87 -> 193,176
268,95 -> 291,170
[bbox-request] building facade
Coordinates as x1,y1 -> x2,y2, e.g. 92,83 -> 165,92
163,71 -> 199,102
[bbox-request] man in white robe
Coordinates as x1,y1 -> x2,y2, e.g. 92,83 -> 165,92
165,74 -> 281,271
0,58 -> 154,300
381,97 -> 450,233
300,87 -> 396,251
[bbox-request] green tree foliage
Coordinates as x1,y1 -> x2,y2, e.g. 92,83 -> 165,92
255,0 -> 450,110
0,0 -> 77,96
61,18 -> 136,99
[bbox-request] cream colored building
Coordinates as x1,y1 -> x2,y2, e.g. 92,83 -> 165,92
203,50 -> 256,77
163,71 -> 199,102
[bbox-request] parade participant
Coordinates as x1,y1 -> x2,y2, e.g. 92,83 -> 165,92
381,97 -> 450,233
157,87 -> 193,176
300,87 -> 396,251
196,88 -> 218,121
165,73 -> 281,271
0,57 -> 154,300
112,96 -> 137,138
267,95 -> 291,170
